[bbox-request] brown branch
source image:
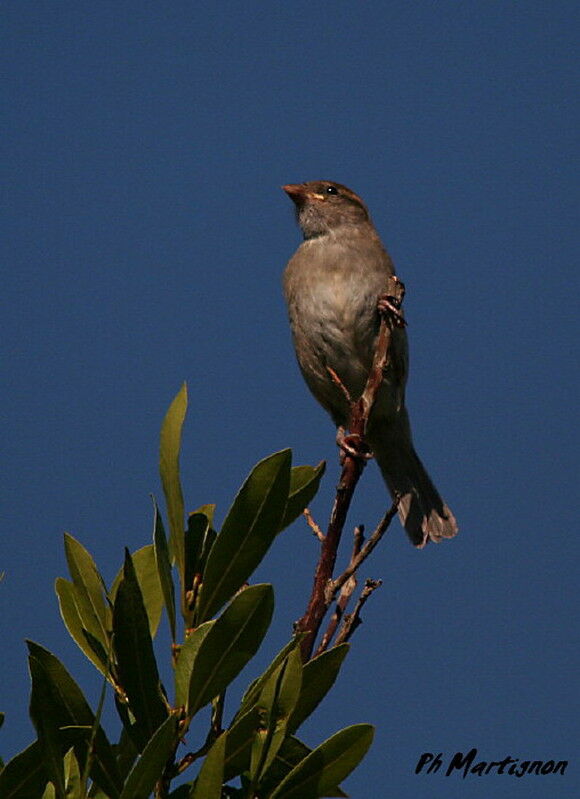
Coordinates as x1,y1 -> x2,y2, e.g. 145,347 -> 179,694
295,275 -> 405,661
315,525 -> 364,654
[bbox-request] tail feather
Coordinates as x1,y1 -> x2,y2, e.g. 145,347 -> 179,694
367,419 -> 458,548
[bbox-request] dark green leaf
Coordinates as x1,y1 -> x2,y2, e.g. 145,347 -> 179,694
189,584 -> 274,717
270,724 -> 374,799
281,462 -> 326,531
113,551 -> 168,742
29,656 -> 66,798
63,534 -> 110,651
55,577 -> 108,676
110,545 -> 163,638
26,641 -> 122,798
118,715 -> 178,799
190,732 -> 226,798
113,728 -> 139,783
288,644 -> 349,734
0,741 -> 48,798
174,621 -> 214,708
196,450 -> 291,623
160,383 -> 187,574
184,512 -> 209,600
152,498 -> 176,642
223,707 -> 260,782
250,647 -> 302,784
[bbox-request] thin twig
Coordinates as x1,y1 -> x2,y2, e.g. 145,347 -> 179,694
303,508 -> 325,542
330,497 -> 400,600
334,579 -> 383,646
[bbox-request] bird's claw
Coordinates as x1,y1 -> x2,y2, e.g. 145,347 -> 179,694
377,293 -> 407,327
336,427 -> 374,463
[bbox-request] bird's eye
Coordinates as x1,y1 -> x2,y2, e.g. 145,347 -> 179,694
326,185 -> 338,195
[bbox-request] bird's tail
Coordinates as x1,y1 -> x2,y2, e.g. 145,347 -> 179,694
367,415 -> 458,548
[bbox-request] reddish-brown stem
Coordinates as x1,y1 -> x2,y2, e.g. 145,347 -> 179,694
296,275 -> 405,661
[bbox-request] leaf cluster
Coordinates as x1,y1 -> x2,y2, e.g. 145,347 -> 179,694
0,384 -> 373,798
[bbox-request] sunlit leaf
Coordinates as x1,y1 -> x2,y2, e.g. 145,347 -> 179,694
160,383 -> 187,574
110,545 -> 163,638
196,451 -> 291,623
63,534 -> 110,650
288,644 -> 349,734
55,578 -> 108,676
188,584 -> 274,717
190,732 -> 226,799
250,647 -> 302,784
118,715 -> 178,799
174,621 -> 214,708
270,724 -> 374,799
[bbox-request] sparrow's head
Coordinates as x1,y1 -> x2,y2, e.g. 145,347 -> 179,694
282,180 -> 370,239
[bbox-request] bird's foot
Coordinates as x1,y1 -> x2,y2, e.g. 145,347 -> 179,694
336,426 -> 374,463
378,276 -> 406,328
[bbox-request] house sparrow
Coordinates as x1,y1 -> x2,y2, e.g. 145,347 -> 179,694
282,180 -> 458,547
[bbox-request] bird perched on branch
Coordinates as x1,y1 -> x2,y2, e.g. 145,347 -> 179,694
282,180 -> 458,547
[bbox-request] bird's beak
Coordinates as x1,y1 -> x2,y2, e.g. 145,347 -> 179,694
282,183 -> 309,206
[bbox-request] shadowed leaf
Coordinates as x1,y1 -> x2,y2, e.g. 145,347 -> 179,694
281,462 -> 326,530
152,498 -> 176,641
113,551 -> 168,743
26,641 -> 122,798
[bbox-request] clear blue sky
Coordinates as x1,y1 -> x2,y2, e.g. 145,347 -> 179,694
2,3 -> 578,797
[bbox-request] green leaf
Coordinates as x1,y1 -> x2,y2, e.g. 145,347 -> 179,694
55,577 -> 109,676
260,737 -> 347,798
188,584 -> 274,717
160,383 -> 187,575
270,724 -> 374,799
223,707 -> 260,782
118,715 -> 178,799
113,728 -> 139,783
152,498 -> 176,642
238,635 -> 304,719
113,551 -> 168,743
190,732 -> 226,799
174,621 -> 214,708
250,647 -> 302,785
110,545 -> 163,639
26,641 -> 122,798
63,534 -> 110,651
0,741 -> 48,798
288,644 -> 349,734
281,462 -> 326,530
29,656 -> 66,798
63,748 -> 81,798
196,450 -> 291,623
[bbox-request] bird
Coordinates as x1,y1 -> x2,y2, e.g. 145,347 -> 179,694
282,180 -> 458,547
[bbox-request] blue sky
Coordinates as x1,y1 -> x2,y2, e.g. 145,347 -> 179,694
2,2 -> 578,797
